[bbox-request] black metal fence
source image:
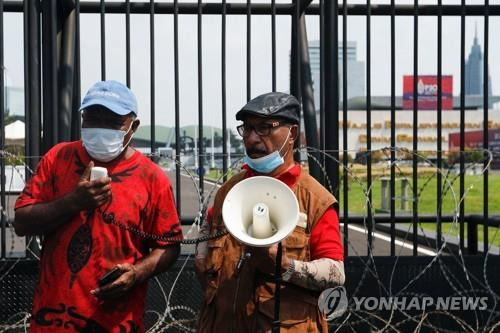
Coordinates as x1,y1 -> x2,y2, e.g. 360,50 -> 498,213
2,1 -> 499,258
4,0 -> 500,256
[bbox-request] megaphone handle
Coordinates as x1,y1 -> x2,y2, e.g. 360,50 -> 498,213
272,242 -> 283,332
236,252 -> 252,276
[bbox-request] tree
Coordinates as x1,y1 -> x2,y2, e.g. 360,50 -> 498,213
229,129 -> 243,154
170,135 -> 195,152
213,132 -> 223,147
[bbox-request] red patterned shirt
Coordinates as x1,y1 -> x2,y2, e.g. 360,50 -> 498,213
15,141 -> 182,332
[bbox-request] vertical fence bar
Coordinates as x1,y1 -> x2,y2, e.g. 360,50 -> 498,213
299,17 -> 321,181
290,0 -> 300,101
437,0 -> 443,250
390,0 -> 396,256
412,0 -> 419,256
174,0 -> 181,214
324,0 -> 339,199
290,0 -> 301,160
150,0 -> 156,155
342,0 -> 349,257
271,0 -> 276,92
222,0 -> 228,181
319,0 -> 326,190
366,0 -> 373,252
0,0 -> 4,259
126,0 -> 131,87
319,0 -> 325,160
483,0 -> 489,254
247,0 -> 251,101
72,0 -> 82,141
100,0 -> 106,80
459,0 -> 465,252
41,0 -> 57,153
27,0 -> 41,165
59,5 -> 76,143
23,0 -> 31,172
25,0 -> 41,258
197,0 -> 204,196
299,18 -> 314,171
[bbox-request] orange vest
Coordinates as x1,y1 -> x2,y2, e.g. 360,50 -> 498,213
198,168 -> 337,333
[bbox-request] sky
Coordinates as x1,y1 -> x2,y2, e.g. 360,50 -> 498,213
3,0 -> 500,132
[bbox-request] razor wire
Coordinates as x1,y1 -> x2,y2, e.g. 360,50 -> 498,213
301,147 -> 499,332
0,147 -> 498,332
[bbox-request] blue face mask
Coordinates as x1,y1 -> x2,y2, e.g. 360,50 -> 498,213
243,128 -> 291,174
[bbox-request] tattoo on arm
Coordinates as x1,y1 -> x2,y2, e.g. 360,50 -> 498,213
289,258 -> 345,291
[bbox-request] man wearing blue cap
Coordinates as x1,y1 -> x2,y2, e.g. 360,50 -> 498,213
14,80 -> 182,332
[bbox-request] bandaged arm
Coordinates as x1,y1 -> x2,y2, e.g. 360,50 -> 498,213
286,258 -> 345,291
195,218 -> 345,290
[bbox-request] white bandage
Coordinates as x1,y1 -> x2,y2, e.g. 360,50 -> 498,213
288,258 -> 345,291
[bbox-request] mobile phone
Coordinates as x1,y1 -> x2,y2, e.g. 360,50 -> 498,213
97,267 -> 123,287
91,167 -> 108,181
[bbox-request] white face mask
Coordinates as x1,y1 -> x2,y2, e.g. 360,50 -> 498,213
243,127 -> 292,174
81,122 -> 134,162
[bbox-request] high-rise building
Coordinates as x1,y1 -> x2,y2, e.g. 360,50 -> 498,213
309,40 -> 365,106
465,26 -> 492,97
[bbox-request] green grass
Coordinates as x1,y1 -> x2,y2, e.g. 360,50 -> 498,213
205,169 -> 238,182
338,173 -> 500,214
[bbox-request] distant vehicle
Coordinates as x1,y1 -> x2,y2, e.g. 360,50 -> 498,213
158,147 -> 174,159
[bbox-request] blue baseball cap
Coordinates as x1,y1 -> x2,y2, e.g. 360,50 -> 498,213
79,80 -> 138,116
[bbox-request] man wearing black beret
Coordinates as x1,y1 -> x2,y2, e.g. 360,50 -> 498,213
195,92 -> 345,332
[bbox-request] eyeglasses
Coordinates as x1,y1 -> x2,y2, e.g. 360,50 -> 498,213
236,121 -> 286,137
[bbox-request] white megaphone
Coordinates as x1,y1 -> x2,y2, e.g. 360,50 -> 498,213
222,176 -> 299,247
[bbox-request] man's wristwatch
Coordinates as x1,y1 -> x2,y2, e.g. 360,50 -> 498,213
281,259 -> 295,282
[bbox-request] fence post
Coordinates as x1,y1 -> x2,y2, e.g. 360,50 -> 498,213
290,0 -> 301,164
41,0 -> 58,153
24,0 -> 42,258
324,0 -> 340,198
298,12 -> 322,182
401,178 -> 409,211
42,0 -> 77,152
71,0 -> 81,141
467,215 -> 478,255
0,0 -> 4,259
380,177 -> 390,211
58,1 -> 77,143
25,0 -> 41,168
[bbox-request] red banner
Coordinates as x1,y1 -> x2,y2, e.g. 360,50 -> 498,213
449,129 -> 500,169
403,75 -> 453,110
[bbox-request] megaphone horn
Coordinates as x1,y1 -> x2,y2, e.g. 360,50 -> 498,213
222,176 -> 299,247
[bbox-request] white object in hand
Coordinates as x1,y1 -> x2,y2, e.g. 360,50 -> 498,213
251,203 -> 274,239
90,167 -> 108,181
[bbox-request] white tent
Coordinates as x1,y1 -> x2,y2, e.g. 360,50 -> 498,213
1,120 -> 26,192
4,120 -> 24,144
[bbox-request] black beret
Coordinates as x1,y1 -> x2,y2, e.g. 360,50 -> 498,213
236,92 -> 300,124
